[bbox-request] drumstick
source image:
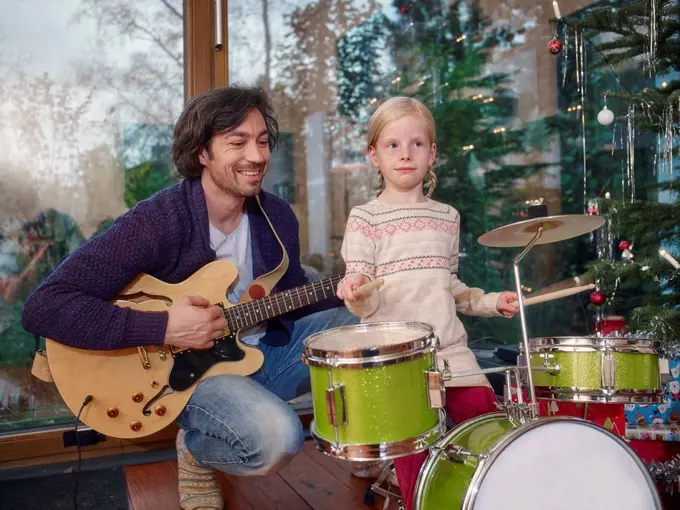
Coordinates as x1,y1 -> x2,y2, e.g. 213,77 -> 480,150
354,279 -> 385,297
524,273 -> 593,298
524,284 -> 595,306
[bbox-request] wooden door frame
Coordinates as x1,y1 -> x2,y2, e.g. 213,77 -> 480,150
185,0 -> 229,100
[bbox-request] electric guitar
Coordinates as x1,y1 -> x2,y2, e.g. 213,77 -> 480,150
45,260 -> 343,439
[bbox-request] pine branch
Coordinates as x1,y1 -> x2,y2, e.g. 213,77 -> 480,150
561,0 -> 680,77
630,306 -> 680,356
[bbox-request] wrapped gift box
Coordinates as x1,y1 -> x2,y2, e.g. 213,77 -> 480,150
625,423 -> 680,442
625,359 -> 680,426
539,400 -> 627,437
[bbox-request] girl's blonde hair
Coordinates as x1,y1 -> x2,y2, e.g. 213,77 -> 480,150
367,96 -> 438,198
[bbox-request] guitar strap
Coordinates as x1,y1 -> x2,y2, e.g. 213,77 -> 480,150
247,194 -> 290,297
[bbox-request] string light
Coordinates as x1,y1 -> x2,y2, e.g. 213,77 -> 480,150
456,35 -> 466,43
566,104 -> 583,112
461,144 -> 474,151
492,127 -> 506,134
470,94 -> 495,103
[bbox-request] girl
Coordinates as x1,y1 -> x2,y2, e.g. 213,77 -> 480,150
336,96 -> 518,510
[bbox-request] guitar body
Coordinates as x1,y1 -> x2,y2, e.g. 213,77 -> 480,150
45,261 -> 265,439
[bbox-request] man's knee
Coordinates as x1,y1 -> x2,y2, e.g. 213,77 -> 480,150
257,403 -> 304,475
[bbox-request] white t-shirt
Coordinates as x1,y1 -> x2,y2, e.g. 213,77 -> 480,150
209,213 -> 266,346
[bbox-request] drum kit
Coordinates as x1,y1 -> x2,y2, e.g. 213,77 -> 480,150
302,205 -> 665,510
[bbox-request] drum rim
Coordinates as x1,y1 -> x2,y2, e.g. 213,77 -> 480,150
413,411 -> 507,509
413,414 -> 663,510
310,421 -> 442,461
302,321 -> 436,364
524,336 -> 657,354
535,387 -> 663,404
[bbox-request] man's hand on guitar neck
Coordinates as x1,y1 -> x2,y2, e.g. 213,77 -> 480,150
164,296 -> 228,350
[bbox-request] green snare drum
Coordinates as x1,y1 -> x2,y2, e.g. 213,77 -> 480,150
302,322 -> 444,461
524,336 -> 661,403
414,413 -> 662,510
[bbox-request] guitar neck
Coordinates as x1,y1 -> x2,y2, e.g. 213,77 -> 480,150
225,274 -> 343,331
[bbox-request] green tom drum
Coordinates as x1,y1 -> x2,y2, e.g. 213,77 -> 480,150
302,321 -> 444,461
524,336 -> 662,403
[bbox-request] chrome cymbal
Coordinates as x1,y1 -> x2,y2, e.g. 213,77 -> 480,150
478,215 -> 606,247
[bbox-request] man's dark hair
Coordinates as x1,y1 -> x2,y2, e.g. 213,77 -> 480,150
171,85 -> 279,179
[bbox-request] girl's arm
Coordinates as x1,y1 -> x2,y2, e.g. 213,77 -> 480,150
449,211 -> 501,318
340,208 -> 379,318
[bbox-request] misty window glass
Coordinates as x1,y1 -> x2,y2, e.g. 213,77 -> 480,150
0,0 -> 184,432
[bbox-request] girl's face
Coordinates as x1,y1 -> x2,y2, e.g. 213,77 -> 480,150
369,114 -> 436,195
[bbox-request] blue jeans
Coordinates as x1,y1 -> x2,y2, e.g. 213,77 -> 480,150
177,307 -> 358,475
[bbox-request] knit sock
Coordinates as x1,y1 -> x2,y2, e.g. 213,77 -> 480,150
176,428 -> 224,510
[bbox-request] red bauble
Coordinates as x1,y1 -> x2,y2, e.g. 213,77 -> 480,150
618,240 -> 631,250
548,39 -> 563,54
589,291 -> 606,306
399,3 -> 411,14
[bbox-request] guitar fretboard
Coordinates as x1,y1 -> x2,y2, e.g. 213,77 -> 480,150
223,274 -> 344,331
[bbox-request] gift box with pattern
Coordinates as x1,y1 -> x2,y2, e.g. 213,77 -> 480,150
625,359 -> 680,426
625,423 -> 680,442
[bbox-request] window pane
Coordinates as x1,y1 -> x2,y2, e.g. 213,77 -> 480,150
227,0 -> 678,354
0,0 -> 184,432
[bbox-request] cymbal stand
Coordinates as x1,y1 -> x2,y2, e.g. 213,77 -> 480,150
513,225 -> 543,421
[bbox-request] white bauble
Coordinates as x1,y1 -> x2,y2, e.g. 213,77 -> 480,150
597,105 -> 614,126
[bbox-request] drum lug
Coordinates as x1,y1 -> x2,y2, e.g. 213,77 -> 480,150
438,444 -> 485,466
601,353 -> 616,389
325,383 -> 347,426
426,371 -> 445,408
533,353 -> 560,375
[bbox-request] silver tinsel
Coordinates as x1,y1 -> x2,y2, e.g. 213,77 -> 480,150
575,28 -> 587,212
626,103 -> 636,202
647,454 -> 680,496
645,0 -> 658,77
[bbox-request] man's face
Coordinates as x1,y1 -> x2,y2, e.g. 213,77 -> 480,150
199,108 -> 271,198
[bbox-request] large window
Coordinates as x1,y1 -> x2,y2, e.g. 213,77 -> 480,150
0,0 -> 187,433
228,0 -> 678,346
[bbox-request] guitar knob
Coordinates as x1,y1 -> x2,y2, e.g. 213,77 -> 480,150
130,421 -> 142,432
106,407 -> 119,418
132,392 -> 144,403
154,405 -> 166,416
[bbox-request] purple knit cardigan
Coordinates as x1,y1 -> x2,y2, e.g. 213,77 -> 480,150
21,179 -> 340,350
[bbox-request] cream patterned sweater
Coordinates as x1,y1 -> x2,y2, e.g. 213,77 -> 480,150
341,198 -> 502,388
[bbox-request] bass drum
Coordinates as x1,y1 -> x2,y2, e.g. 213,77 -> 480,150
413,413 -> 661,510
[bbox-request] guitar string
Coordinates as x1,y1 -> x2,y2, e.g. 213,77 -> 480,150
224,275 -> 343,328
221,275 -> 343,331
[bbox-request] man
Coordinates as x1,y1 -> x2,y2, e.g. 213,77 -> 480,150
21,86 -> 357,510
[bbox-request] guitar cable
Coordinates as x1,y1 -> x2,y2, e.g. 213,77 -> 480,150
73,394 -> 93,510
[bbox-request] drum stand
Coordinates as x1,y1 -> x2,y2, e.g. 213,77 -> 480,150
511,225 -> 542,421
443,226 -> 543,425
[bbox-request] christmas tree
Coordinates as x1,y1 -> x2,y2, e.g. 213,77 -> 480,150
557,0 -> 680,356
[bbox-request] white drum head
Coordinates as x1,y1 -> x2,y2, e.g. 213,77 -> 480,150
305,322 -> 432,351
473,420 -> 659,510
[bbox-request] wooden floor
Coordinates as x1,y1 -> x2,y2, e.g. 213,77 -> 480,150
125,441 -> 400,510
